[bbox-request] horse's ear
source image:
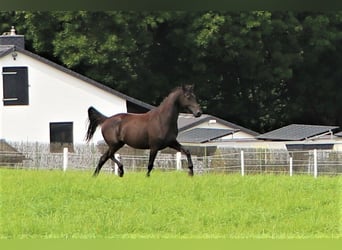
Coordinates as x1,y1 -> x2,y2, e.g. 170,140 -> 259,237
182,84 -> 194,93
188,84 -> 194,92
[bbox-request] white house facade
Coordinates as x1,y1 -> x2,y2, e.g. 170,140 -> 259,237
0,28 -> 152,150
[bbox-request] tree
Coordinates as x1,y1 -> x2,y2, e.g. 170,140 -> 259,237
289,12 -> 342,126
170,11 -> 304,132
1,11 -> 341,132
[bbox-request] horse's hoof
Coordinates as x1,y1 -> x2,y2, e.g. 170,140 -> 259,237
117,169 -> 124,177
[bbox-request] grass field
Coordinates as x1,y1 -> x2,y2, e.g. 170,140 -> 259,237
0,169 -> 341,239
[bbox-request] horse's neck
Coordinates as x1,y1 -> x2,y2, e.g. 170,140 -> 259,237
157,91 -> 180,126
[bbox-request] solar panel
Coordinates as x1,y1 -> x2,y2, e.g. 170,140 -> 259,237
257,124 -> 339,141
177,128 -> 236,143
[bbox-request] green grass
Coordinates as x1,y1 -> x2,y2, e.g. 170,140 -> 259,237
0,169 -> 341,239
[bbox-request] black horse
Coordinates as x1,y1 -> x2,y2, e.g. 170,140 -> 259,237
85,85 -> 202,177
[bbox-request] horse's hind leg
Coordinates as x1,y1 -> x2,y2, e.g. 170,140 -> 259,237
110,142 -> 124,177
93,143 -> 124,177
110,154 -> 124,177
93,149 -> 111,177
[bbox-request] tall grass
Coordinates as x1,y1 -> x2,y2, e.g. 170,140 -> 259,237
0,169 -> 340,239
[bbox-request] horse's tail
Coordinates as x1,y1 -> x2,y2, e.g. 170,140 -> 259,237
85,107 -> 108,142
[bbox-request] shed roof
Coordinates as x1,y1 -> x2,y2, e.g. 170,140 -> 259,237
177,128 -> 237,143
0,45 -> 154,111
257,124 -> 339,141
178,113 -> 259,136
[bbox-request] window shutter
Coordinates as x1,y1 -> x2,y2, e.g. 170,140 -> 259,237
2,67 -> 29,105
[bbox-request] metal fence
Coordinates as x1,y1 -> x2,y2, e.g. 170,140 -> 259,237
1,142 -> 342,177
201,149 -> 342,176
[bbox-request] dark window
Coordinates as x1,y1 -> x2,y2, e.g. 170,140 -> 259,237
49,122 -> 74,153
286,144 -> 334,151
2,67 -> 29,105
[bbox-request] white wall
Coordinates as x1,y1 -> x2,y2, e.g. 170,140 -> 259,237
0,52 -> 127,143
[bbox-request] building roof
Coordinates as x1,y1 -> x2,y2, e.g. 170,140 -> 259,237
257,124 -> 339,141
178,113 -> 259,136
0,45 -> 154,111
0,45 -> 14,57
177,128 -> 237,143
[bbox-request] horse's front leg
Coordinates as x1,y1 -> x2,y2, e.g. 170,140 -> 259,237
146,149 -> 158,177
169,141 -> 194,176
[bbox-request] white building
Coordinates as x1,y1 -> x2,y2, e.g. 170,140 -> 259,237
177,113 -> 259,143
0,27 -> 152,151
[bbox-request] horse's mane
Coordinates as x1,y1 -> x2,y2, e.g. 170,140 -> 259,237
158,86 -> 183,107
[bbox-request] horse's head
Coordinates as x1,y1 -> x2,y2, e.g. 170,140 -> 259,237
179,84 -> 202,118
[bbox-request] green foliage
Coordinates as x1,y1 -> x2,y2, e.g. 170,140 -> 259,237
0,169 -> 340,239
0,11 -> 341,132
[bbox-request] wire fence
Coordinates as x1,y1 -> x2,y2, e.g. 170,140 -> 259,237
1,142 -> 342,177
201,149 -> 342,176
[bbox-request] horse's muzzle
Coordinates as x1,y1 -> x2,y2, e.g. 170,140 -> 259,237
194,110 -> 202,118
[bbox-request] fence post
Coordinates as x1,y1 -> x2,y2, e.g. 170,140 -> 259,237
240,150 -> 245,176
313,149 -> 318,178
63,147 -> 68,172
289,156 -> 293,177
176,152 -> 182,170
